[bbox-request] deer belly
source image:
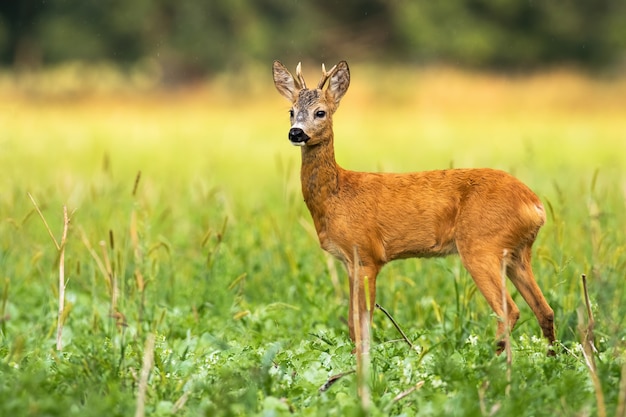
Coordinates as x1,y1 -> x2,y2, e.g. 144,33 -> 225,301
383,231 -> 458,260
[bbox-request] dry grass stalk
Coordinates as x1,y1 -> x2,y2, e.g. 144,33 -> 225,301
579,319 -> 606,417
581,274 -> 597,354
56,206 -> 70,351
578,274 -> 606,417
130,171 -> 146,293
27,193 -> 61,251
99,239 -> 118,314
132,170 -> 142,196
80,226 -> 124,328
130,209 -> 147,325
135,333 -> 155,417
28,193 -> 70,351
478,381 -> 502,416
359,276 -> 372,411
616,358 -> 626,417
79,227 -> 109,286
172,390 -> 190,413
352,246 -> 371,412
1,278 -> 9,332
500,250 -> 512,395
352,247 -> 361,345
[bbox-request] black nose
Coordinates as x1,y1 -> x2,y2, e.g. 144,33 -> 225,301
288,128 -> 310,144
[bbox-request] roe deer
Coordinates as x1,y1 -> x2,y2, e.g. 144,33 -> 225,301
272,60 -> 556,355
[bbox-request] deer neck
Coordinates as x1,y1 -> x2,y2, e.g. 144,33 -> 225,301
299,135 -> 340,225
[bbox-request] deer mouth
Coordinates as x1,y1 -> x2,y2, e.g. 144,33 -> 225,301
288,127 -> 310,146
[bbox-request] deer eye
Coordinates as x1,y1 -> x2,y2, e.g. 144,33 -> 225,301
315,110 -> 326,118
289,109 -> 294,118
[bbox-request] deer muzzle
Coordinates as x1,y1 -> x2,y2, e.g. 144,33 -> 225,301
288,127 -> 310,146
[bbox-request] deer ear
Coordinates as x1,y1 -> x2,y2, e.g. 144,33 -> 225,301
327,61 -> 350,106
273,60 -> 298,102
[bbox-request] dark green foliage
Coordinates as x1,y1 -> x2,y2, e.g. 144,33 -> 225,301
1,0 -> 626,77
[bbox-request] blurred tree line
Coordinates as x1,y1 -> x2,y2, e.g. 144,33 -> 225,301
1,0 -> 625,81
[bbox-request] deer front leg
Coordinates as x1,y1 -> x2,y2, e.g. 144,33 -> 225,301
347,262 -> 379,344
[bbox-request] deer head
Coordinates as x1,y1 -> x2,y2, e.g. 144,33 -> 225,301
273,61 -> 350,146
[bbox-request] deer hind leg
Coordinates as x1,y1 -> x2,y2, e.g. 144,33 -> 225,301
459,249 -> 520,354
346,261 -> 379,344
507,245 -> 556,352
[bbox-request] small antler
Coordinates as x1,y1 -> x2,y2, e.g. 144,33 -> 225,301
295,62 -> 307,89
317,63 -> 338,89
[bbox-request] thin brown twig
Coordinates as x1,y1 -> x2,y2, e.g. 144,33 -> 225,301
375,303 -> 414,349
392,381 -> 424,403
319,370 -> 356,393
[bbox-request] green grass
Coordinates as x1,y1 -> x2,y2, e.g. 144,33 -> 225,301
1,67 -> 625,416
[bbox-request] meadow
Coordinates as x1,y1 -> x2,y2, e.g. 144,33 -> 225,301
0,65 -> 625,416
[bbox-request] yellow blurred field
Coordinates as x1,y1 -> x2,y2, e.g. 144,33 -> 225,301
2,66 -> 625,206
